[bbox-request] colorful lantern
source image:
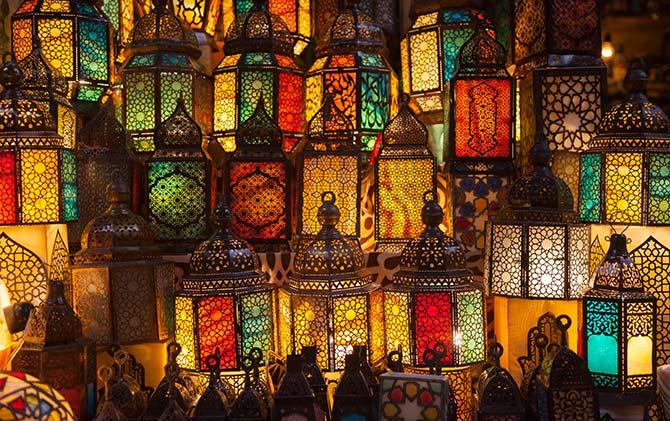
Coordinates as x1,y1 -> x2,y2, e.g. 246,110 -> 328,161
213,0 -> 303,154
475,343 -> 525,420
278,193 -> 384,372
122,0 -> 211,154
305,0 -> 398,152
226,99 -> 292,251
383,192 -> 486,368
331,354 -> 373,420
0,371 -> 75,420
583,234 -> 656,393
172,0 -> 222,38
273,354 -> 319,421
11,0 -> 111,104
373,96 -> 436,252
296,97 -> 361,238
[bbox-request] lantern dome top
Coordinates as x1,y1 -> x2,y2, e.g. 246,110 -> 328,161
236,97 -> 283,150
591,233 -> 644,291
380,95 -> 429,149
128,0 -> 200,58
224,0 -> 294,56
17,37 -> 69,101
79,100 -> 128,150
302,95 -> 357,152
24,280 -> 83,345
153,98 -> 202,150
476,343 -> 525,418
457,25 -> 507,75
316,0 -> 386,57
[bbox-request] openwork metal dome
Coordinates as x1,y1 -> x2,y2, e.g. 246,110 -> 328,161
79,100 -> 128,150
316,0 -> 386,57
379,94 -> 427,148
17,38 -> 68,101
153,97 -> 202,154
24,280 -> 83,345
128,0 -> 200,57
457,25 -> 507,75
223,0 -> 293,56
303,95 -> 357,150
476,343 -> 525,419
592,234 -> 643,291
235,98 -> 283,151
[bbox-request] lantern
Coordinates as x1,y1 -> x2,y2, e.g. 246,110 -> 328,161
213,0 -> 304,154
305,0 -> 398,152
383,192 -> 486,368
373,96 -> 436,252
11,0 -> 111,104
314,0 -> 397,45
144,342 -> 198,418
278,193 -> 384,372
583,234 -> 656,393
448,24 -> 514,166
301,345 -> 329,419
171,0 -> 222,38
174,202 -> 276,391
190,349 -> 232,419
378,371 -> 450,420
331,354 -> 373,420
475,343 -> 525,420
122,0 -> 211,154
12,280 -> 96,420
226,99 -> 292,251
229,350 -> 272,421
71,173 -> 175,345
0,371 -> 75,420
147,99 -> 212,249
273,354 -> 319,421
100,0 -> 134,45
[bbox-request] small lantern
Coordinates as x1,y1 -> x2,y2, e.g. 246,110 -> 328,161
0,371 -> 75,420
476,343 -> 525,420
122,0 -> 211,154
174,202 -> 276,389
12,280 -> 96,420
71,173 -> 175,345
373,96 -> 436,252
583,233 -> 656,393
384,192 -> 486,368
147,98 -> 213,249
332,353 -> 373,420
578,60 -> 670,225
11,0 -> 111,104
296,97 -> 361,238
305,0 -> 398,152
190,349 -> 232,419
448,24 -> 514,166
279,193 -> 383,372
226,99 -> 292,251
301,345 -> 329,419
145,343 -> 198,419
172,0 -> 221,38
273,354 -> 318,420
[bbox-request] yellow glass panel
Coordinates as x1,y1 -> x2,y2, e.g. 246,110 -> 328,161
41,0 -> 70,12
414,12 -> 438,27
305,75 -> 323,124
400,38 -> 410,94
217,54 -> 240,69
222,0 -> 235,34
120,0 -> 134,43
293,294 -> 329,370
12,19 -> 33,61
37,18 -> 74,78
409,29 -> 439,93
57,105 -> 76,149
369,290 -> 385,363
333,294 -> 368,371
310,57 -> 328,72
604,152 -> 643,224
298,0 -> 310,41
383,291 -> 410,364
390,72 -> 399,118
214,71 -> 237,133
415,95 -> 443,112
175,296 -> 196,370
277,290 -> 293,357
217,136 -> 236,153
20,149 -> 60,223
627,336 -> 653,376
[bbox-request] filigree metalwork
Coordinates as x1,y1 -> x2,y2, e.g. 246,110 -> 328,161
0,232 -> 47,306
476,343 -> 525,420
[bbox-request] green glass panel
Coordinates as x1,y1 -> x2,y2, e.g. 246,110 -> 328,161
360,52 -> 384,68
361,135 -> 378,152
75,2 -> 99,17
360,71 -> 389,134
240,290 -> 274,361
79,20 -> 109,81
129,54 -> 156,67
76,85 -> 105,102
61,149 -> 77,222
235,0 -> 253,14
456,289 -> 485,364
242,52 -> 274,65
239,70 -> 273,125
133,136 -> 154,153
101,0 -> 119,31
585,299 -> 619,385
125,71 -> 155,131
578,153 -> 602,223
159,71 -> 193,123
442,27 -> 473,82
159,53 -> 190,68
648,153 -> 670,224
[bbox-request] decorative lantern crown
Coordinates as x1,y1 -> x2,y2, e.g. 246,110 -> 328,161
79,100 -> 128,150
379,94 -> 428,150
128,0 -> 199,57
224,0 -> 294,56
592,233 -> 643,291
17,38 -> 68,101
316,0 -> 386,57
476,343 -> 525,418
235,98 -> 283,151
304,95 -> 357,150
154,97 -> 202,151
24,280 -> 83,345
457,24 -> 507,75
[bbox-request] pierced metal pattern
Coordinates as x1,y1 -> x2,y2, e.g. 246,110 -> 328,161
0,232 -> 47,306
476,344 -> 525,420
48,229 -> 70,300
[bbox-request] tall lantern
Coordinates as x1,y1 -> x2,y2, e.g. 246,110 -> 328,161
297,96 -> 361,238
305,0 -> 398,152
147,99 -> 212,251
122,0 -> 211,154
174,202 -> 276,392
373,96 -> 436,252
213,0 -> 304,154
278,193 -> 384,372
227,99 -> 292,252
583,233 -> 656,394
11,0 -> 111,104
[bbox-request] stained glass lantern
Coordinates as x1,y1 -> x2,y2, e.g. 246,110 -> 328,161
12,280 -> 96,420
71,174 -> 175,345
373,96 -> 436,252
122,0 -> 211,154
11,0 -> 111,104
578,60 -> 670,226
226,99 -> 291,252
213,0 -> 304,154
475,343 -> 525,420
297,97 -> 361,238
171,0 -> 222,38
147,99 -> 212,250
174,202 -> 276,391
583,233 -> 656,394
448,24 -> 514,167
305,0 -> 399,152
383,192 -> 486,368
278,193 -> 384,372
0,371 -> 75,420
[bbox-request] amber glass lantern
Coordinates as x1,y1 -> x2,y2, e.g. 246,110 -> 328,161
12,280 -> 96,420
174,202 -> 276,391
373,96 -> 436,252
213,0 -> 304,154
278,193 -> 383,372
305,0 -> 398,152
122,0 -> 211,154
11,0 -> 111,104
383,192 -> 486,368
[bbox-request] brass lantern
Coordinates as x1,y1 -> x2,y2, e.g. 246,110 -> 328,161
278,192 -> 384,372
476,344 -> 525,420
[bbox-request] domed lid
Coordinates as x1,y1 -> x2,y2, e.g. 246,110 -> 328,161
153,98 -> 202,154
591,233 -> 644,291
75,172 -> 158,264
546,316 -> 596,392
79,100 -> 129,151
17,37 -> 69,102
378,94 -> 430,152
235,97 -> 283,153
128,0 -> 200,58
224,0 -> 294,56
192,349 -> 230,418
23,280 -> 83,345
456,25 -> 507,76
275,355 -> 314,399
316,0 -> 386,57
301,95 -> 357,152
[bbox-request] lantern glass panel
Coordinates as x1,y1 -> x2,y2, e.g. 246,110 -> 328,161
604,152 -> 643,225
382,291 -> 410,364
175,296 -> 197,369
625,301 -> 654,379
487,224 -> 523,296
333,294 -> 369,368
415,291 -> 452,365
197,295 -> 237,370
456,289 -> 486,364
72,267 -> 112,341
240,290 -> 275,358
585,299 -> 620,384
578,153 -> 602,223
20,149 -> 60,223
292,294 -> 329,370
648,153 -> 670,224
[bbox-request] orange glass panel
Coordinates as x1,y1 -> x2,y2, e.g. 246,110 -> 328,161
197,296 -> 237,370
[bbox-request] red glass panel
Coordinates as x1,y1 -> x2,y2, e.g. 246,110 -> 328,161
0,151 -> 17,224
276,54 -> 298,69
197,296 -> 237,370
415,292 -> 453,365
278,72 -> 303,134
330,55 -> 356,67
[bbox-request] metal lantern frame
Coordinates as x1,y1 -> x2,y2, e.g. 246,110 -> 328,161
476,344 -> 525,420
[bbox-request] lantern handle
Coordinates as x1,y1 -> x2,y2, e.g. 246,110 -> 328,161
206,348 -> 222,385
489,343 -> 503,367
386,348 -> 403,372
98,365 -> 114,400
555,315 -> 571,347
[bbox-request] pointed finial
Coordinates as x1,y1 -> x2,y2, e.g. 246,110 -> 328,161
529,133 -> 552,168
421,190 -> 443,227
489,343 -> 503,367
317,191 -> 340,227
152,0 -> 168,10
211,197 -> 233,231
105,170 -> 131,205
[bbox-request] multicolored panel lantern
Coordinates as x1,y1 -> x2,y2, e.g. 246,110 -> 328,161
213,0 -> 304,154
314,0 -> 397,44
306,1 -> 398,152
147,99 -> 212,249
122,0 -> 211,154
448,25 -> 514,166
378,372 -> 450,420
11,0 -> 111,103
583,234 -> 656,393
373,96 -> 435,252
578,60 -> 670,225
383,193 -> 486,368
279,193 -> 383,372
0,371 -> 75,420
172,0 -> 222,37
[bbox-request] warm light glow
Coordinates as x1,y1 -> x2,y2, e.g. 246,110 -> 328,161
601,42 -> 615,59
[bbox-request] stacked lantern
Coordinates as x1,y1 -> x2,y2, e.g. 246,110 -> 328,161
171,0 -> 222,40
313,0 -> 397,47
278,192 -> 384,372
305,0 -> 398,152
